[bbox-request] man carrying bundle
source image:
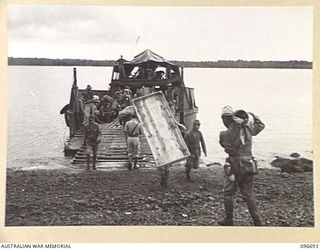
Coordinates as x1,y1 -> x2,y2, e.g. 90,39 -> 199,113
219,106 -> 265,226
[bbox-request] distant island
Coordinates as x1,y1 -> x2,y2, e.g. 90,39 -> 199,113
8,57 -> 312,69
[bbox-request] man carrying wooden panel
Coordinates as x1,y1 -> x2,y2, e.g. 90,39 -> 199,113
159,120 -> 188,187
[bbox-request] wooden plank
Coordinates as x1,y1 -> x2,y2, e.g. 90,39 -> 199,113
71,118 -> 155,167
132,91 -> 190,168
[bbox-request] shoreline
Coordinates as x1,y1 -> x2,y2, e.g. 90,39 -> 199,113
7,57 -> 312,69
5,161 -> 314,227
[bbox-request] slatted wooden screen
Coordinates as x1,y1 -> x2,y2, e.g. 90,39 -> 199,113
132,91 -> 190,168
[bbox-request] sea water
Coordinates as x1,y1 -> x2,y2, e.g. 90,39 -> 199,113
6,66 -> 312,169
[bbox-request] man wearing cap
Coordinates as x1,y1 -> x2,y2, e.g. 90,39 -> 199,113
83,114 -> 101,170
219,106 -> 265,226
124,113 -> 142,170
184,119 -> 207,182
82,94 -> 101,125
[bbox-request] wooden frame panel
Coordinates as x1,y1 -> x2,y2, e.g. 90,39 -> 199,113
132,91 -> 190,168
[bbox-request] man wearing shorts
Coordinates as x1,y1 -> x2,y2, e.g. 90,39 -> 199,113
124,113 -> 142,170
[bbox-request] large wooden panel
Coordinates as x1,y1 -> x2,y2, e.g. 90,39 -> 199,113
132,91 -> 190,168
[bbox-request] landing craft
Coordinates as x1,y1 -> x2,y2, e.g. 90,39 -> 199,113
61,49 -> 198,167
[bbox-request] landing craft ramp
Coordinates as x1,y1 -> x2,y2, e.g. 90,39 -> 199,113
71,118 -> 155,169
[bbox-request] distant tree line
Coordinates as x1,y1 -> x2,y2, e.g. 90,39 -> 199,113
8,57 -> 115,67
8,57 -> 312,69
171,60 -> 312,69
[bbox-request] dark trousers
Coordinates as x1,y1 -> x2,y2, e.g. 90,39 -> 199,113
158,166 -> 169,187
185,154 -> 199,180
223,173 -> 263,226
86,144 -> 98,169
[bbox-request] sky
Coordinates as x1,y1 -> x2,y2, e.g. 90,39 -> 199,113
7,5 -> 313,61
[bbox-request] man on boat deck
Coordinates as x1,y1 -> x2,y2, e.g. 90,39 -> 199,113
82,95 -> 100,125
83,85 -> 94,103
124,113 -> 143,170
83,115 -> 101,170
184,119 -> 207,182
219,106 -> 265,226
118,56 -> 127,79
165,84 -> 177,115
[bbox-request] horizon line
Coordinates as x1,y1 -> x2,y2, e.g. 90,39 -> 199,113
7,56 -> 313,63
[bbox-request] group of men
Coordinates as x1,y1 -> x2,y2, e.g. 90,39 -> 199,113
81,84 -> 136,126
81,85 -> 113,124
83,102 -> 265,226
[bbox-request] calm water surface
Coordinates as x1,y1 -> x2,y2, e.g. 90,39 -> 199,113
7,66 -> 313,169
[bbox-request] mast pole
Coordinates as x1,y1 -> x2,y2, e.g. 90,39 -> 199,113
73,68 -> 77,87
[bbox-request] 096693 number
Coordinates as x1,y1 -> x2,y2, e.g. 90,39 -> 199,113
300,244 -> 319,248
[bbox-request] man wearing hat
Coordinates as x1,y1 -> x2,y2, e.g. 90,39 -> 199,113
219,106 -> 265,226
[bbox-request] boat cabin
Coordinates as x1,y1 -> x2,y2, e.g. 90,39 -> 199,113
109,49 -> 198,127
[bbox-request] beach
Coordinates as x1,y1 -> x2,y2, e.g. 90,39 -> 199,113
5,162 -> 314,227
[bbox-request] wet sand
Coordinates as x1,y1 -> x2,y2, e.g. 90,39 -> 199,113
5,163 -> 314,227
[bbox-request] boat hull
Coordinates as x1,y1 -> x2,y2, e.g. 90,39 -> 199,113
177,107 -> 198,131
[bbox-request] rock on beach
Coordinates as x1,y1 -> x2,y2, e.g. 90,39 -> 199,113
271,154 -> 313,173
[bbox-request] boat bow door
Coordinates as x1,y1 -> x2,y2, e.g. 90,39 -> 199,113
177,86 -> 198,129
